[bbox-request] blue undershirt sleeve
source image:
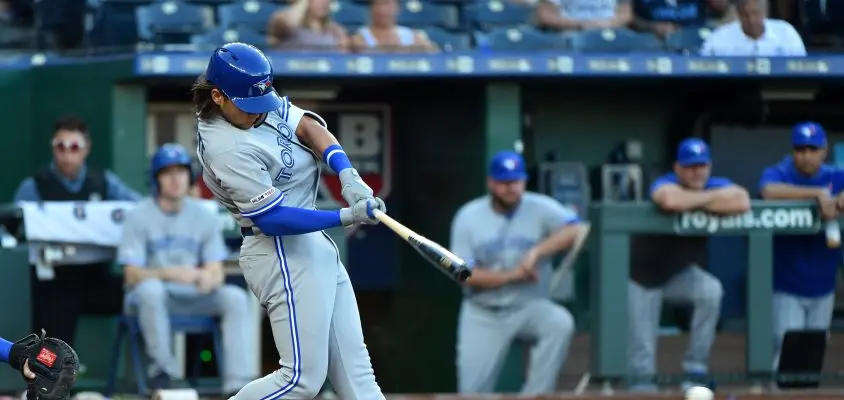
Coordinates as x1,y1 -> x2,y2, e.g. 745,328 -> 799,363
252,205 -> 343,236
0,337 -> 13,364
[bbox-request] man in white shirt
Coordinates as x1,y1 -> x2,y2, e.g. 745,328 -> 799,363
700,0 -> 806,56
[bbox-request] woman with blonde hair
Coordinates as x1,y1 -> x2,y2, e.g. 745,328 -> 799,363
267,0 -> 349,51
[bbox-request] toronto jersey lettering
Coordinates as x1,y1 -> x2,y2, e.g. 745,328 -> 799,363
196,96 -> 328,228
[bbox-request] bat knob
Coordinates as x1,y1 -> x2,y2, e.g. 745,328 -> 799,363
454,265 -> 472,282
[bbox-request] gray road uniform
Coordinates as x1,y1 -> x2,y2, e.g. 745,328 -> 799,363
197,98 -> 383,400
449,192 -> 578,394
118,198 -> 256,393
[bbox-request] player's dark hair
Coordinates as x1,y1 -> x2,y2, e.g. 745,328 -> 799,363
191,74 -> 222,120
52,116 -> 91,142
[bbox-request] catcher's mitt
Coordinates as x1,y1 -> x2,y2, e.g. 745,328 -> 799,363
9,330 -> 79,400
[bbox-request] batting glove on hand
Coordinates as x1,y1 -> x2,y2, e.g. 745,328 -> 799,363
340,198 -> 385,226
339,169 -> 374,207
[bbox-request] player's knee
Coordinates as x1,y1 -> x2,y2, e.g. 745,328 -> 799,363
133,278 -> 166,306
273,368 -> 324,399
215,285 -> 249,313
545,306 -> 575,341
696,277 -> 724,307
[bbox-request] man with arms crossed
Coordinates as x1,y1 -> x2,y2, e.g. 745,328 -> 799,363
630,138 -> 749,392
450,150 -> 586,394
118,144 -> 255,396
759,122 -> 844,367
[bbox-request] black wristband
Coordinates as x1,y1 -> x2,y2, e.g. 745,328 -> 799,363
8,343 -> 25,371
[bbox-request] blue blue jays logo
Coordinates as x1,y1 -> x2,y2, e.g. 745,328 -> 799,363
253,77 -> 272,93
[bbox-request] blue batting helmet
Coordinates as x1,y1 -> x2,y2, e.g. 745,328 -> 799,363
205,42 -> 284,114
150,143 -> 194,193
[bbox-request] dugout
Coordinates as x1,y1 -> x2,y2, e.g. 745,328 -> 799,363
2,53 -> 844,393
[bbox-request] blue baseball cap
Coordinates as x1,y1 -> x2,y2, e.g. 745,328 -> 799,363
489,150 -> 527,181
676,138 -> 711,167
791,122 -> 827,148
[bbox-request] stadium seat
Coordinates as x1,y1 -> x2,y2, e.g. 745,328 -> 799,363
475,26 -> 565,51
192,26 -> 267,48
463,0 -> 532,31
104,315 -> 224,396
191,27 -> 267,48
217,1 -> 283,32
665,26 -> 712,54
331,1 -> 368,29
397,1 -> 459,30
135,1 -> 214,45
422,26 -> 471,51
571,28 -> 665,53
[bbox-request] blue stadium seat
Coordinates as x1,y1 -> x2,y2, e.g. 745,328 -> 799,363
217,1 -> 283,32
422,26 -> 471,51
665,26 -> 712,53
398,1 -> 459,30
571,28 -> 665,53
464,0 -> 532,31
192,26 -> 267,48
331,1 -> 368,28
475,26 -> 565,51
136,1 -> 214,44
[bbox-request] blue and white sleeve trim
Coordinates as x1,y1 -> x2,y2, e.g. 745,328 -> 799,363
322,144 -> 352,173
278,96 -> 291,121
241,193 -> 286,218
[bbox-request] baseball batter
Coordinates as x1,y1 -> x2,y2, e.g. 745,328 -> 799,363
449,151 -> 582,394
118,144 -> 255,395
759,122 -> 844,367
192,42 -> 386,400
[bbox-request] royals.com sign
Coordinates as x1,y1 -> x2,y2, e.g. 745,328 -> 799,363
674,205 -> 821,234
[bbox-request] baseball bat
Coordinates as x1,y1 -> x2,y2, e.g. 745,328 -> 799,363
372,209 -> 472,283
549,222 -> 591,293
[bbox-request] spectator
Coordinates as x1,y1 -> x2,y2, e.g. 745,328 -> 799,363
450,151 -> 580,394
350,0 -> 438,53
33,0 -> 85,51
631,0 -> 734,39
13,116 -> 141,348
758,122 -> 844,368
536,0 -> 633,33
700,0 -> 805,55
630,138 -> 748,392
266,0 -> 349,51
0,0 -> 33,49
706,0 -> 737,26
119,144 -> 255,395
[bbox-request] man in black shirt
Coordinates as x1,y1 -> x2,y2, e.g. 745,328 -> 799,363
629,138 -> 749,392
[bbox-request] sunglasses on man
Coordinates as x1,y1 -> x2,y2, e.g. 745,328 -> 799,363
52,139 -> 87,153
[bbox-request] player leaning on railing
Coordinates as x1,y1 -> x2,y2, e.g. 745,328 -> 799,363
0,330 -> 79,399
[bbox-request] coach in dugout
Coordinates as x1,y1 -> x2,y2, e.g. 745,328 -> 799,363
12,116 -> 141,348
629,138 -> 749,392
758,122 -> 844,368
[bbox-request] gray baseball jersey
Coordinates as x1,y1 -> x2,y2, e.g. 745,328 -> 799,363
196,97 -> 383,400
450,192 -> 578,394
118,197 -> 228,268
118,198 -> 256,392
450,192 -> 580,308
